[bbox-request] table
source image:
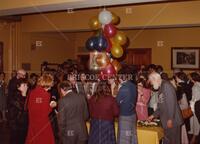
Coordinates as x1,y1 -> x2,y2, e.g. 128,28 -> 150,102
137,126 -> 163,144
86,122 -> 164,144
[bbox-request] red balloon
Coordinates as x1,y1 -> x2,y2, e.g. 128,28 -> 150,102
105,37 -> 112,52
104,23 -> 117,38
100,63 -> 116,80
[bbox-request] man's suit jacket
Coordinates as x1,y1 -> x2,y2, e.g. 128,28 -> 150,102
76,82 -> 86,95
58,91 -> 89,142
195,100 -> 200,124
153,80 -> 183,129
116,80 -> 137,116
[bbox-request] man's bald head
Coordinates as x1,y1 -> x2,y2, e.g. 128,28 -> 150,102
17,69 -> 26,79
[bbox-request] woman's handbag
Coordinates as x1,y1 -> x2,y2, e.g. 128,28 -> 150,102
181,107 -> 193,119
49,109 -> 60,144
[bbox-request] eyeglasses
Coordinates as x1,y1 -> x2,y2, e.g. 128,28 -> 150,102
18,73 -> 26,77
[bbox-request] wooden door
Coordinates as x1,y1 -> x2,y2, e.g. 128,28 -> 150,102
77,54 -> 90,71
125,48 -> 152,67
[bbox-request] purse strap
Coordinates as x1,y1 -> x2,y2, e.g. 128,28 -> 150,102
24,91 -> 30,111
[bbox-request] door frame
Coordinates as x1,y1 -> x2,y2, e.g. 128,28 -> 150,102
126,48 -> 152,64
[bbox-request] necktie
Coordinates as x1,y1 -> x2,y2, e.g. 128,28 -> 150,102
72,84 -> 77,93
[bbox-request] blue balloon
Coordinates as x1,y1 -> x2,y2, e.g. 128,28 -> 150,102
95,34 -> 108,52
86,36 -> 98,51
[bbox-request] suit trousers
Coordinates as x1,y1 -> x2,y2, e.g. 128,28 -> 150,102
62,130 -> 86,144
62,137 -> 86,144
163,126 -> 181,144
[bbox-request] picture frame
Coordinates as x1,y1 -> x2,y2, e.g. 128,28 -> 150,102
89,52 -> 106,71
171,47 -> 200,69
89,52 -> 101,70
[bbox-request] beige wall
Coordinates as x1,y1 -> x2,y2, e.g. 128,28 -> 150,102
0,23 -> 12,80
0,0 -> 80,10
18,0 -> 200,75
21,1 -> 200,32
0,22 -> 22,81
21,32 -> 76,73
72,27 -> 200,76
1,1 -> 200,79
3,24 -> 200,79
125,28 -> 200,75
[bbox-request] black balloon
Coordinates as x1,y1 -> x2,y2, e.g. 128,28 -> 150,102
95,34 -> 108,52
86,36 -> 98,51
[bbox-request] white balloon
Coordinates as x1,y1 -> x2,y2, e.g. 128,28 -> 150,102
98,10 -> 112,25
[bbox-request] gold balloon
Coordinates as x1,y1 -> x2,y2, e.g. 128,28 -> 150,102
110,38 -> 115,44
96,53 -> 110,68
89,16 -> 101,30
112,13 -> 120,25
114,31 -> 127,45
111,60 -> 122,73
111,44 -> 124,58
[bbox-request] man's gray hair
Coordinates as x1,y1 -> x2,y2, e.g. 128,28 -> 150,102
149,72 -> 161,81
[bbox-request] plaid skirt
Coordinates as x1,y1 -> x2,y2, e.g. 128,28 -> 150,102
88,119 -> 116,144
117,115 -> 138,144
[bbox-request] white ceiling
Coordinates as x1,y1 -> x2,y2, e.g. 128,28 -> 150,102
0,0 -> 167,16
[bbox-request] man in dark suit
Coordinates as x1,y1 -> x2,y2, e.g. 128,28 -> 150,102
8,69 -> 26,106
58,81 -> 89,144
7,69 -> 27,144
148,72 -> 183,144
68,72 -> 86,96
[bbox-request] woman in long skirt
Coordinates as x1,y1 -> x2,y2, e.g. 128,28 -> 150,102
88,80 -> 119,144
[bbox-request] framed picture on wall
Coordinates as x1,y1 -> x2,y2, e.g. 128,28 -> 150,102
171,47 -> 200,69
89,52 -> 108,71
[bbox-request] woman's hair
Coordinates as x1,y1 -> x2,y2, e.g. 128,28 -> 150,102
16,78 -> 28,89
94,80 -> 111,101
190,72 -> 200,82
59,81 -> 72,91
37,74 -> 54,88
137,78 -> 147,88
30,73 -> 38,79
175,72 -> 187,82
161,72 -> 169,81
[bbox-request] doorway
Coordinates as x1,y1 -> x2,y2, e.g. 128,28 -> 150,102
77,54 -> 90,71
124,48 -> 152,67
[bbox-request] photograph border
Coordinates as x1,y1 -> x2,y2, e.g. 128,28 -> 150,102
171,47 -> 200,70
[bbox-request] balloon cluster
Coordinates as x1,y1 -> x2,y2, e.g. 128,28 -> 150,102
86,9 -> 128,78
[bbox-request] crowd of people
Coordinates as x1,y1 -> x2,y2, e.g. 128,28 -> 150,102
0,62 -> 200,144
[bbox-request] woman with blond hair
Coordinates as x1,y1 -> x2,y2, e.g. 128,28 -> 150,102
26,74 -> 57,144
